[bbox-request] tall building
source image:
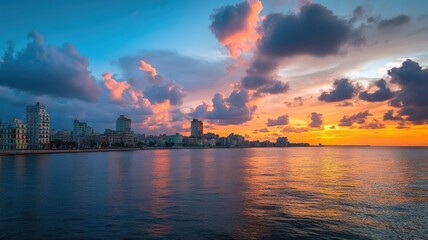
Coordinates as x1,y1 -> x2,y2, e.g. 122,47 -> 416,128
227,133 -> 245,146
26,102 -> 50,149
116,115 -> 131,132
0,119 -> 28,150
191,119 -> 203,137
73,120 -> 94,148
276,137 -> 288,147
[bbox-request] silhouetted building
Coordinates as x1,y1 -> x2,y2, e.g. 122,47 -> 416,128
73,120 -> 94,148
50,129 -> 72,143
276,137 -> 288,147
227,133 -> 245,146
116,115 -> 131,132
26,102 -> 50,149
191,119 -> 203,137
166,133 -> 183,146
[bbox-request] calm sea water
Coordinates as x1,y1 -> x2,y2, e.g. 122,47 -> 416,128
0,147 -> 427,239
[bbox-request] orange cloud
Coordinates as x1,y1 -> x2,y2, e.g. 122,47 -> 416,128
221,0 -> 263,58
102,73 -> 130,102
139,60 -> 157,77
142,101 -> 172,129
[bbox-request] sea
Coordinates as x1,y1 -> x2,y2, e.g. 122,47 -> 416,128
0,147 -> 427,239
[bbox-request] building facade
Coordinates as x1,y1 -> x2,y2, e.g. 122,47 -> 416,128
99,128 -> 135,148
116,115 -> 131,132
26,102 -> 50,149
226,133 -> 245,146
191,119 -> 203,137
73,120 -> 94,149
0,119 -> 28,150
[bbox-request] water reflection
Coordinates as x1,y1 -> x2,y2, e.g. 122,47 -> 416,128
0,147 -> 427,239
146,150 -> 173,236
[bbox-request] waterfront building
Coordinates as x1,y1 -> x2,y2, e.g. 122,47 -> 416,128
203,138 -> 217,147
261,140 -> 275,147
276,137 -> 289,147
250,140 -> 261,147
73,120 -> 94,149
135,133 -> 146,146
99,127 -> 135,148
116,115 -> 131,132
191,119 -> 203,137
227,133 -> 245,146
204,132 -> 219,141
99,129 -> 122,147
0,119 -> 28,150
166,133 -> 183,146
218,137 -> 227,146
50,129 -> 72,143
26,102 -> 50,149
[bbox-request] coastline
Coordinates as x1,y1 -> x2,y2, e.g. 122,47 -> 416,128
0,146 -> 312,156
5,145 -> 428,157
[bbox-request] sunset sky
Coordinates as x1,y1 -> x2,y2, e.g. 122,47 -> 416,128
1,0 -> 428,146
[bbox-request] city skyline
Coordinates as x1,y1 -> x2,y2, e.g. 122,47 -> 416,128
1,101 -> 297,150
1,0 -> 428,146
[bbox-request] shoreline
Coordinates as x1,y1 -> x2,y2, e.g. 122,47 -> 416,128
3,145 -> 428,157
0,146 -> 310,156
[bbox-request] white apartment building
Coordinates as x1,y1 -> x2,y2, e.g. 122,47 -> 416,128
26,102 -> 50,149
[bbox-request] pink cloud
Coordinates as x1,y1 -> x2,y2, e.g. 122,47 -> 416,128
139,60 -> 157,77
102,73 -> 130,102
210,0 -> 263,59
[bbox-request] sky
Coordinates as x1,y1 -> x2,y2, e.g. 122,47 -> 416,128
1,0 -> 428,146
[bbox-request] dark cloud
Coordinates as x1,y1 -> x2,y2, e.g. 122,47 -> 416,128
170,109 -> 190,122
336,101 -> 354,107
258,3 -> 363,58
285,96 -> 305,107
387,59 -> 428,123
397,106 -> 428,123
188,102 -> 209,119
281,126 -> 308,133
378,15 -> 411,30
319,78 -> 359,102
209,1 -> 251,42
190,89 -> 257,125
242,75 -> 270,89
267,115 -> 289,126
396,121 -> 410,129
359,119 -> 385,129
241,57 -> 289,96
359,79 -> 394,102
339,110 -> 372,127
309,112 -> 323,128
0,31 -> 101,102
383,109 -> 403,121
144,83 -> 185,105
258,128 -> 269,133
246,57 -> 278,75
254,79 -> 289,96
350,6 -> 365,23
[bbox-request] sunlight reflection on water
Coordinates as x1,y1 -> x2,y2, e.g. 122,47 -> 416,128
0,147 -> 427,239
